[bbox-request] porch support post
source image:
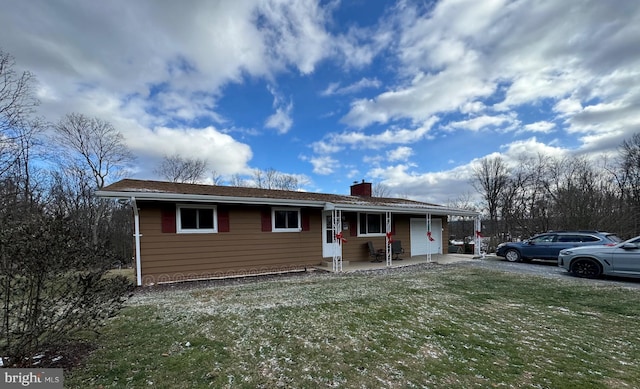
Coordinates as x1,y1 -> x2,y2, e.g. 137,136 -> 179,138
332,209 -> 343,272
475,216 -> 483,258
426,213 -> 432,263
385,211 -> 392,267
131,196 -> 142,287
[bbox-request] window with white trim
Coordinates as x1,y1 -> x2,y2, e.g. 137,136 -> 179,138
272,208 -> 301,232
177,205 -> 217,233
358,212 -> 384,236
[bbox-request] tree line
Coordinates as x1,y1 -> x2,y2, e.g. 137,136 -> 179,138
1,49 -> 136,366
470,136 -> 640,250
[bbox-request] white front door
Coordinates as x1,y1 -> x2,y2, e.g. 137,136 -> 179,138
322,211 -> 339,258
410,218 -> 442,255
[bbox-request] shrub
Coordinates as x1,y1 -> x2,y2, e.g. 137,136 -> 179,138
0,202 -> 134,366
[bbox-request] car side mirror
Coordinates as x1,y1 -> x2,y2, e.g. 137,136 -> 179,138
622,243 -> 638,250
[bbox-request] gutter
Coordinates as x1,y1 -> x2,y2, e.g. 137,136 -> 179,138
96,190 -> 327,208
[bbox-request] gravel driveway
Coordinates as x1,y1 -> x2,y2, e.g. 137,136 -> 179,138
465,254 -> 640,289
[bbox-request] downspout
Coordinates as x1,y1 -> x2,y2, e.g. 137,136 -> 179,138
130,196 -> 142,286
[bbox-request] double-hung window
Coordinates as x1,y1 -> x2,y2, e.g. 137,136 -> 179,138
272,208 -> 301,232
177,205 -> 217,233
358,212 -> 384,236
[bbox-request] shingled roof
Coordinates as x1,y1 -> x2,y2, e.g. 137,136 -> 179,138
97,179 -> 479,216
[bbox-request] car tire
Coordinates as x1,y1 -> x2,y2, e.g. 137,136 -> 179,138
570,258 -> 602,279
504,249 -> 521,262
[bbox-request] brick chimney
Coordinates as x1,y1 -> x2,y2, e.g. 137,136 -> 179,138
350,180 -> 372,197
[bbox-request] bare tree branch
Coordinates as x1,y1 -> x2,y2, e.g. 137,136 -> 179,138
52,113 -> 133,189
372,182 -> 390,197
154,154 -> 208,183
0,50 -> 39,176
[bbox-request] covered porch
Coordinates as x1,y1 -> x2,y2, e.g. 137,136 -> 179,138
323,202 -> 482,272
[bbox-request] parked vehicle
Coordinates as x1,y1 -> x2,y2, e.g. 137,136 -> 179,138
496,231 -> 622,262
558,236 -> 640,279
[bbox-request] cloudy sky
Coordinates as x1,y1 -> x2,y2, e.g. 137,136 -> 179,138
2,0 -> 639,204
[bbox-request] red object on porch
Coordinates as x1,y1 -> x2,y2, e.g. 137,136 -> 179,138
427,231 -> 435,241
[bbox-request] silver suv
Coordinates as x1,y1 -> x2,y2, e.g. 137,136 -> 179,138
496,231 -> 622,262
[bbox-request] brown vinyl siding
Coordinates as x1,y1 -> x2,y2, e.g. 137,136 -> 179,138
138,202 -> 322,285
136,202 -> 451,284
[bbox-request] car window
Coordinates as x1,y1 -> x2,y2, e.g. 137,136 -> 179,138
531,234 -> 555,243
579,235 -> 600,242
605,234 -> 623,243
557,235 -> 584,242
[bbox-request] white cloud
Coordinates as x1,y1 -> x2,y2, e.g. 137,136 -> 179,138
265,86 -> 293,134
320,78 -> 381,96
498,137 -> 567,164
459,101 -> 486,114
553,98 -> 583,116
0,0 -> 334,151
523,121 -> 556,133
314,117 -> 437,152
129,126 -> 253,177
265,106 -> 293,134
367,163 -> 474,204
446,114 -> 515,132
305,155 -> 339,175
387,146 -> 413,162
340,0 -> 640,154
341,56 -> 495,127
256,0 -> 333,74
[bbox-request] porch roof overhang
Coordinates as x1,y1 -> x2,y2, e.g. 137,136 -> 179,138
96,189 -> 480,218
97,179 -> 480,218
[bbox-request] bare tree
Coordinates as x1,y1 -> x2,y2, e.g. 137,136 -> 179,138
0,52 -> 133,366
472,156 -> 509,245
372,182 -> 390,197
252,168 -> 300,190
229,173 -> 247,187
154,154 -> 208,183
0,50 -> 39,177
51,113 -> 133,246
211,170 -> 223,185
614,132 -> 640,236
52,113 -> 132,189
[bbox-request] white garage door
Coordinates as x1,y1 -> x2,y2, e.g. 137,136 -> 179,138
410,218 -> 442,255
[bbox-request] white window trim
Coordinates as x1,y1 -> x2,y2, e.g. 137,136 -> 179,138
177,204 -> 218,234
272,207 -> 302,233
357,212 -> 385,237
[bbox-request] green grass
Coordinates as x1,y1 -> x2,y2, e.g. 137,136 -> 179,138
66,266 -> 640,388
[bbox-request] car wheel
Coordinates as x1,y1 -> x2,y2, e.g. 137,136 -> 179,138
504,249 -> 521,262
570,258 -> 602,278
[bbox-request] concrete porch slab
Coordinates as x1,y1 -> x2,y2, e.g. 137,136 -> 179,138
315,254 -> 479,272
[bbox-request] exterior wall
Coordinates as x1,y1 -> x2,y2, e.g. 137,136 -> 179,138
136,201 -> 452,284
137,201 -> 323,285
